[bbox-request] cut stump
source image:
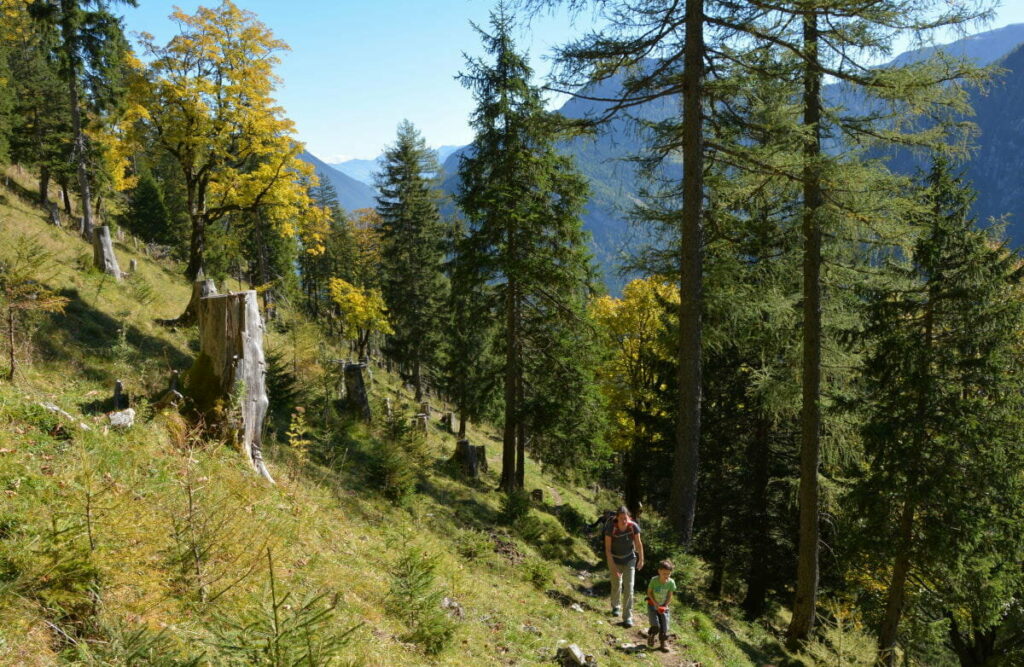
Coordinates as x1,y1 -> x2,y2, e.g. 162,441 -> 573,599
92,226 -> 122,280
186,290 -> 273,482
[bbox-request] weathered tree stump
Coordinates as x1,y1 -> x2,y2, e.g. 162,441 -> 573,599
177,271 -> 218,326
385,397 -> 393,417
92,225 -> 122,280
129,258 -> 138,274
419,401 -> 431,418
452,439 -> 488,478
413,413 -> 428,433
186,290 -> 273,482
343,362 -> 372,421
113,379 -> 129,410
48,203 -> 61,228
531,489 -> 544,503
441,411 -> 454,432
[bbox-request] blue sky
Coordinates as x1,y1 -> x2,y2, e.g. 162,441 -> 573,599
121,1 -> 1024,163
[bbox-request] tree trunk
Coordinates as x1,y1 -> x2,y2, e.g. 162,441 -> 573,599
61,179 -> 72,215
187,291 -> 274,482
668,0 -> 704,546
623,448 -> 642,519
60,0 -> 93,240
414,359 -> 423,402
39,165 -> 50,207
878,500 -> 915,665
516,414 -> 526,490
742,418 -> 772,620
92,226 -> 122,280
177,274 -> 218,325
458,410 -> 467,439
343,362 -> 372,421
500,281 -> 519,492
788,9 -> 824,647
186,214 -> 207,281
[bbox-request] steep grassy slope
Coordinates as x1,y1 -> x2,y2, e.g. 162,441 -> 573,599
0,171 -> 833,666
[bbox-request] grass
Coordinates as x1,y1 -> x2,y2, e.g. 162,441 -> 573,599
0,168 -> 831,665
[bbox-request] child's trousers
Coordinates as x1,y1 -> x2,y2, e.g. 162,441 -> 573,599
647,604 -> 670,640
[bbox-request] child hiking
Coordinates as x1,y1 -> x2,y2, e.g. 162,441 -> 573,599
604,506 -> 644,627
646,559 -> 676,651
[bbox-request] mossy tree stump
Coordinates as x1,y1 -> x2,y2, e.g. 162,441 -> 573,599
186,290 -> 273,482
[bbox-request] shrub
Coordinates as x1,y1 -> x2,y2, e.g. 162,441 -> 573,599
500,489 -> 531,524
387,548 -> 457,655
521,556 -> 554,590
453,528 -> 493,561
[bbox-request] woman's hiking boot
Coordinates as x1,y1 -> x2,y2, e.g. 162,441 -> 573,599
647,630 -> 657,648
659,637 -> 668,652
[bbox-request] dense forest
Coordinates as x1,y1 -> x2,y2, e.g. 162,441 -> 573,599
2,0 -> 1024,665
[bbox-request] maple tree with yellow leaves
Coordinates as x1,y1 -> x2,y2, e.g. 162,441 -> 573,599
136,0 -> 327,283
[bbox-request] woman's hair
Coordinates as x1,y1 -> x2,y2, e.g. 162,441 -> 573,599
616,505 -> 630,517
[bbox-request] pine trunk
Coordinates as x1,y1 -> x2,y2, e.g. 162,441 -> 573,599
788,9 -> 824,646
60,0 -> 93,240
500,280 -> 519,491
878,500 -> 915,665
39,166 -> 50,207
668,0 -> 704,546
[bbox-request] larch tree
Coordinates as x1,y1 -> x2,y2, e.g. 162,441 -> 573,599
137,0 -> 327,287
456,7 -> 599,490
375,120 -> 448,399
718,0 -> 996,643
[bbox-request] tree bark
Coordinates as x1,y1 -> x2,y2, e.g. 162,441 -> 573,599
500,279 -> 519,491
186,214 -> 206,281
39,165 -> 50,207
343,362 -> 372,421
187,291 -> 274,482
742,417 -> 772,620
59,0 -> 93,240
92,226 -> 122,280
61,179 -> 72,215
7,308 -> 15,382
668,0 -> 704,546
788,9 -> 824,647
878,499 -> 915,665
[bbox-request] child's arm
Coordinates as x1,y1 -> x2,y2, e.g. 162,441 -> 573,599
646,581 -> 656,607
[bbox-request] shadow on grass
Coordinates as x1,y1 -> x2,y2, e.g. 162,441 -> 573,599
33,288 -> 192,395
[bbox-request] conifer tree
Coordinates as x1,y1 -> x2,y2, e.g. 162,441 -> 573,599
853,158 -> 1024,665
301,177 -> 355,319
456,6 -> 599,490
122,171 -> 174,245
443,217 -> 499,439
375,121 -> 448,399
28,0 -> 135,237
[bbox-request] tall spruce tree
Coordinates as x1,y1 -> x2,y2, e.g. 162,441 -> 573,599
456,7 -> 600,490
375,121 -> 448,399
443,217 -> 500,439
853,159 -> 1024,665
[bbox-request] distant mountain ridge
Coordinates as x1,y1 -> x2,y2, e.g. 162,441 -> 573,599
322,23 -> 1024,293
298,150 -> 377,211
329,145 -> 462,187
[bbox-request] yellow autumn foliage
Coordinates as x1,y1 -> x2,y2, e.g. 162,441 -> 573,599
592,278 -> 678,452
328,278 -> 393,343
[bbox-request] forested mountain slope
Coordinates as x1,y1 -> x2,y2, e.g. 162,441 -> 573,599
0,171 -> 794,666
